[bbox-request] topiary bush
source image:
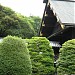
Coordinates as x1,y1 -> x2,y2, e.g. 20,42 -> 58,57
26,37 -> 54,75
0,36 -> 32,75
57,39 -> 75,75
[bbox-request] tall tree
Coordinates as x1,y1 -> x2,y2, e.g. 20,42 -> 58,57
0,4 -> 35,38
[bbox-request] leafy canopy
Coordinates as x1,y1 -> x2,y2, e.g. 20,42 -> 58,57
0,4 -> 41,38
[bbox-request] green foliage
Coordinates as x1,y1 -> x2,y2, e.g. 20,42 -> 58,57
0,4 -> 37,38
28,16 -> 41,36
26,37 -> 54,75
0,36 -> 32,75
57,39 -> 75,75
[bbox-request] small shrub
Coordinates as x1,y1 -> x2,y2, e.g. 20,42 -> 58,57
0,36 -> 32,75
26,37 -> 54,75
57,39 -> 75,75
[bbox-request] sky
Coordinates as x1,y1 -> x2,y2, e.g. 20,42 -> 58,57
0,0 -> 45,17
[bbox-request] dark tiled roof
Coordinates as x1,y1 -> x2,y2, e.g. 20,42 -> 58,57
50,41 -> 61,47
0,38 -> 3,42
50,0 -> 75,24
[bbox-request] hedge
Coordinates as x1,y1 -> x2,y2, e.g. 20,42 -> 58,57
0,36 -> 32,75
57,39 -> 75,75
26,37 -> 54,75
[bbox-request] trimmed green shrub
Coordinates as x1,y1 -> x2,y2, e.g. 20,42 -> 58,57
26,37 -> 54,75
57,39 -> 75,75
0,36 -> 32,75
